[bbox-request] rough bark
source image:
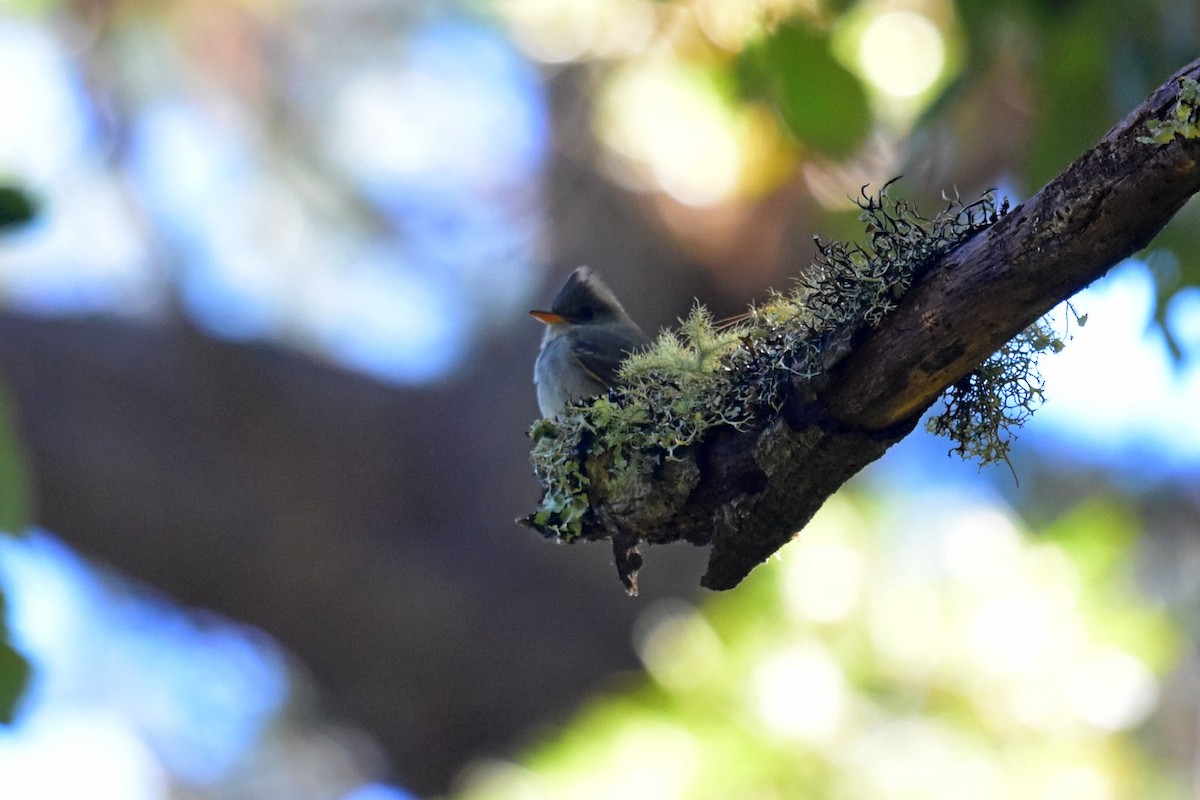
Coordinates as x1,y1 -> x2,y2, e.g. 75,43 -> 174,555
827,59 -> 1200,429
576,58 -> 1200,590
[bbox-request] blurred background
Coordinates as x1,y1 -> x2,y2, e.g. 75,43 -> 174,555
0,0 -> 1198,797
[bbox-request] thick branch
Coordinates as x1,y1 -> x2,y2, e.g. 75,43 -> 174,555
567,58 -> 1200,591
827,59 -> 1200,429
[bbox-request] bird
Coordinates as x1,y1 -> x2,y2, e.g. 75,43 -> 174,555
530,267 -> 648,419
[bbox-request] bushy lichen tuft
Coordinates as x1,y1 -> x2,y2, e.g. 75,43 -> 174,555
927,306 -> 1085,472
525,184 -> 1021,542
1138,76 -> 1200,145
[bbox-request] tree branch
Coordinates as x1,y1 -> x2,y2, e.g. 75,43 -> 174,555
530,58 -> 1200,592
827,60 -> 1200,430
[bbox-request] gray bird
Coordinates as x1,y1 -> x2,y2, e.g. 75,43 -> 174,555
530,267 -> 648,419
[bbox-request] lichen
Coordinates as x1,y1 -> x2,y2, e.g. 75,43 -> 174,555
1138,76 -> 1200,145
925,306 -> 1085,474
525,183 -> 1023,544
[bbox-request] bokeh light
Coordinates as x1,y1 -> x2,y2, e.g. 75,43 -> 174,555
634,599 -> 724,692
857,11 -> 946,99
0,532 -> 293,793
0,13 -> 549,385
835,1 -> 961,128
0,21 -> 93,183
0,711 -> 167,800
780,511 -> 868,624
1035,262 -> 1200,469
750,642 -> 849,744
453,491 -> 1182,799
497,0 -> 657,63
0,1 -> 1198,798
597,59 -> 746,206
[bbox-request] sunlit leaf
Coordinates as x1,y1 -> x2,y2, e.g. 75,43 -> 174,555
735,21 -> 870,158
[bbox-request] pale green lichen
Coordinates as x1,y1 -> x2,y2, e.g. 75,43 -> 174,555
525,184 -> 1058,543
1138,76 -> 1200,144
925,306 -> 1085,473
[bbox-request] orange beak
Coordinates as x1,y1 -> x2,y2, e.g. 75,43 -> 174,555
530,310 -> 566,325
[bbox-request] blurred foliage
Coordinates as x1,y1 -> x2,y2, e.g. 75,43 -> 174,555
0,0 -> 1187,791
0,591 -> 29,725
735,20 -> 870,157
0,384 -> 33,535
0,187 -> 36,231
460,492 -> 1184,799
0,0 -> 1192,363
0,188 -> 35,724
0,384 -> 31,725
498,0 -> 1200,357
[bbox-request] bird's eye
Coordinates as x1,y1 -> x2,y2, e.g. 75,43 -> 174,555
577,306 -> 596,321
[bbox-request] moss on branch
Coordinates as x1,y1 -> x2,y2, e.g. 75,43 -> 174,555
515,58 -> 1200,594
1138,76 -> 1200,144
521,184 -> 1078,591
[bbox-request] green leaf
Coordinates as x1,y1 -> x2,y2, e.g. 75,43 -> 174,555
1141,198 -> 1200,363
736,20 -> 870,158
0,186 -> 37,231
0,383 -> 32,534
0,588 -> 29,725
0,637 -> 30,725
1024,13 -> 1117,189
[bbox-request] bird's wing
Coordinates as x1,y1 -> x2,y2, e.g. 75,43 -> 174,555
570,326 -> 646,388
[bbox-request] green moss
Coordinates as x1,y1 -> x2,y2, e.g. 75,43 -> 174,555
1138,76 -> 1200,145
525,184 -> 1056,542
